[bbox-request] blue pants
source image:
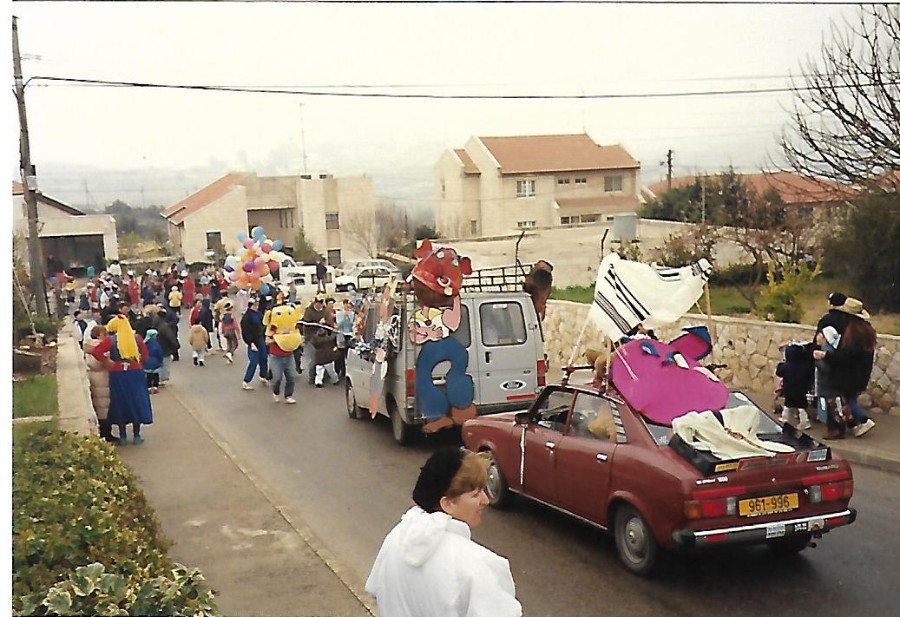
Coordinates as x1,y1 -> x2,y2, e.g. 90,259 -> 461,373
242,342 -> 269,383
416,337 -> 474,421
269,354 -> 296,398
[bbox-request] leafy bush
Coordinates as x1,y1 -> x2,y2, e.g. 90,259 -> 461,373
649,227 -> 715,267
754,262 -> 820,323
12,427 -> 219,616
711,262 -> 760,286
15,316 -> 61,343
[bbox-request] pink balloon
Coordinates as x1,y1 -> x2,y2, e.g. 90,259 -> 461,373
261,243 -> 272,254
249,270 -> 260,281
243,238 -> 255,249
258,264 -> 270,277
254,257 -> 264,267
268,260 -> 280,273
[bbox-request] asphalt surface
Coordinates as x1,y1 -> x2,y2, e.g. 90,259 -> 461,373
115,342 -> 900,617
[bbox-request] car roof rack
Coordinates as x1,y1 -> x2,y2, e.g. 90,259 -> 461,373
460,264 -> 527,293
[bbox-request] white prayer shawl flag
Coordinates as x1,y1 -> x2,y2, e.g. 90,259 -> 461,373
588,253 -> 712,340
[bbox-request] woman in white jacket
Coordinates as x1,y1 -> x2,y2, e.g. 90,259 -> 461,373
366,448 -> 522,617
83,325 -> 115,442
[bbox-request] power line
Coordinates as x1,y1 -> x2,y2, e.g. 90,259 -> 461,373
26,75 -> 900,101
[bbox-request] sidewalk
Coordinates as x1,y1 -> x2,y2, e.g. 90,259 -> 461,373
116,386 -> 373,617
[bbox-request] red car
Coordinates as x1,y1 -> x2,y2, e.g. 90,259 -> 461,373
462,381 -> 856,576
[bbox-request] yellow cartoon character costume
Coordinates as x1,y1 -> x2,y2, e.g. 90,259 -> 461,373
263,303 -> 304,352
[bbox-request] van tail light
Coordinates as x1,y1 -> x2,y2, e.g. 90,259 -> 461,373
405,369 -> 416,398
802,471 -> 853,503
536,359 -> 547,387
684,486 -> 748,520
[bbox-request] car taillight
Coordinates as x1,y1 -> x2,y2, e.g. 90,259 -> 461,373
684,485 -> 748,520
536,359 -> 547,387
802,470 -> 852,503
405,368 -> 416,397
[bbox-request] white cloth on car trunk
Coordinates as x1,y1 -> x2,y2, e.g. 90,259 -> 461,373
672,406 -> 794,460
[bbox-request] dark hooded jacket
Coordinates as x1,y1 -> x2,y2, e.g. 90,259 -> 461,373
775,343 -> 815,408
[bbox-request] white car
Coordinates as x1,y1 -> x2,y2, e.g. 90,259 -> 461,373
336,259 -> 399,277
334,266 -> 395,292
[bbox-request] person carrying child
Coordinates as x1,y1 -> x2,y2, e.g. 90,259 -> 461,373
813,326 -> 852,439
775,342 -> 814,430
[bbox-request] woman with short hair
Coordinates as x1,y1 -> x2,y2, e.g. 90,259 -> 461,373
366,448 -> 522,617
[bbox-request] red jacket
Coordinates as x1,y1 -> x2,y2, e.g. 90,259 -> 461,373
89,333 -> 148,371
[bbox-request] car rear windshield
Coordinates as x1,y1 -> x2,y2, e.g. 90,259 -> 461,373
643,392 -> 781,446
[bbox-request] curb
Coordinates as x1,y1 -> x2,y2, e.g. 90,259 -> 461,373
828,444 -> 900,475
165,386 -> 377,616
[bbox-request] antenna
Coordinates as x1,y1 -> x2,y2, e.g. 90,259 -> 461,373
298,103 -> 308,174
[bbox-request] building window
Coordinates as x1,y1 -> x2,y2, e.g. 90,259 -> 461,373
325,213 -> 340,230
470,220 -> 478,235
575,177 -> 587,185
560,216 -> 571,225
517,220 -> 536,229
557,178 -> 570,186
206,231 -> 222,250
516,179 -> 536,198
604,175 -> 623,192
581,214 -> 598,223
278,210 -> 295,228
327,249 -> 341,266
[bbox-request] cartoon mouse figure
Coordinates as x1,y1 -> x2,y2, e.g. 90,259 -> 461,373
409,240 -> 476,432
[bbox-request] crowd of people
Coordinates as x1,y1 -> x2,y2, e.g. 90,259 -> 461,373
71,260 -> 368,439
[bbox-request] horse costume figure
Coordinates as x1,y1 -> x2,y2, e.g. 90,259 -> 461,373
408,240 -> 476,433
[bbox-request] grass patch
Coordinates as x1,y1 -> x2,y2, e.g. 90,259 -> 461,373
13,419 -> 57,444
12,375 -> 58,419
551,285 -> 594,304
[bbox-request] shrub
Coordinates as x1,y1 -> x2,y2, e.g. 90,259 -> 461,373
711,262 -> 760,287
15,316 -> 60,344
754,261 -> 820,323
12,427 -> 219,615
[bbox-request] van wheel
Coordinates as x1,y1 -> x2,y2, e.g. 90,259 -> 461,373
388,400 -> 412,446
614,504 -> 658,576
484,452 -> 511,509
345,380 -> 363,419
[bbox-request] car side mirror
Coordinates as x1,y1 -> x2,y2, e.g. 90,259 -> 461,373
515,411 -> 531,426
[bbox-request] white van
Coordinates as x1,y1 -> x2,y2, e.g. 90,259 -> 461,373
276,259 -> 335,297
345,279 -> 547,445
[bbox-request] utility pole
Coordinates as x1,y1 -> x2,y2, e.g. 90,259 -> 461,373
666,149 -> 673,190
13,16 -> 48,318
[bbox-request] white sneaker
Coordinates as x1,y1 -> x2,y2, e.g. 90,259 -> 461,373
259,378 -> 270,387
225,352 -> 233,364
853,419 -> 876,437
285,397 -> 297,404
272,393 -> 281,403
242,382 -> 254,390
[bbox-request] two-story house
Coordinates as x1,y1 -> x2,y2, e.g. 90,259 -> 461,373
161,171 -> 376,265
435,133 -> 641,238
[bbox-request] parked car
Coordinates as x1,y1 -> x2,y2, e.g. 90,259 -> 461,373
334,266 -> 395,292
462,379 -> 856,576
336,259 -> 399,277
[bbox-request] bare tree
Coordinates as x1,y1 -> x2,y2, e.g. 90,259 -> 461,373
341,203 -> 409,258
779,6 -> 900,187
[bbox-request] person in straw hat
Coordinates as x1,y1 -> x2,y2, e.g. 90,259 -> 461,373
813,297 -> 877,438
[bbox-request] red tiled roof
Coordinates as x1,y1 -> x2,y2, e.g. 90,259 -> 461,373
163,172 -> 248,224
478,134 -> 639,175
453,149 -> 480,175
556,196 -> 639,209
647,172 -> 852,205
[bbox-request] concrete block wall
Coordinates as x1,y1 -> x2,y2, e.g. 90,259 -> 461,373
543,300 -> 900,416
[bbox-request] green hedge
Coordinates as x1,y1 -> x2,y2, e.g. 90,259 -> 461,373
12,427 -> 219,616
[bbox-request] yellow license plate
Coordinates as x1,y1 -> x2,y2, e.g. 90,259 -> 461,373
738,493 -> 799,517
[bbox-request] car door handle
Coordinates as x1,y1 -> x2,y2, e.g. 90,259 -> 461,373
545,441 -> 556,450
596,453 -> 608,462
485,350 -> 492,363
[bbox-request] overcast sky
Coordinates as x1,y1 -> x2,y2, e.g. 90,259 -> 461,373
10,0 -> 856,205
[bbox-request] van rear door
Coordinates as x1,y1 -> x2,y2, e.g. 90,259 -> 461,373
473,299 -> 540,411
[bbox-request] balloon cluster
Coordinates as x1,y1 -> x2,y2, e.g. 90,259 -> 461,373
223,226 -> 287,296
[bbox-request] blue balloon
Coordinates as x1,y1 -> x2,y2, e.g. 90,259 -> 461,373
251,226 -> 265,242
272,239 -> 284,251
237,231 -> 249,242
259,283 -> 270,295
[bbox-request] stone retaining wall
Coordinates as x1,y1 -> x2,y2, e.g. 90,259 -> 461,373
543,300 -> 900,416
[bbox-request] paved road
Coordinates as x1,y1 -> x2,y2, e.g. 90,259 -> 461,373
170,345 -> 899,617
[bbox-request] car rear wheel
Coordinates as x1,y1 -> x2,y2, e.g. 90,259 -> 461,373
614,504 -> 658,576
484,453 -> 511,509
768,532 -> 811,555
345,380 -> 363,419
347,283 -> 356,292
388,400 -> 412,446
